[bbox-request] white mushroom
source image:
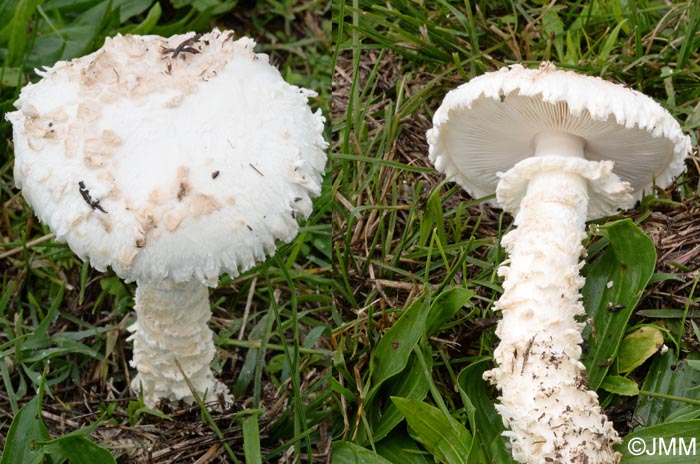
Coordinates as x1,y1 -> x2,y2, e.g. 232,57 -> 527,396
427,62 -> 690,464
7,29 -> 327,409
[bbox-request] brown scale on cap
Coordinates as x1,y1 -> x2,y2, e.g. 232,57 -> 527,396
190,193 -> 221,218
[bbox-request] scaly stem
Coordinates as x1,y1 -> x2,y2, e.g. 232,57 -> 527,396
128,278 -> 232,408
484,133 -> 622,464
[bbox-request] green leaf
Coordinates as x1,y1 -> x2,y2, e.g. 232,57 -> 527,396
242,414 -> 262,464
375,429 -> 434,463
600,375 -> 639,396
419,187 -> 447,248
5,0 -> 41,66
99,276 -> 128,298
620,420 -> 700,463
331,441 -> 394,464
369,296 -> 427,398
111,0 -> 152,22
0,396 -> 51,464
635,352 -> 700,428
48,435 -> 116,464
391,397 -> 472,464
425,287 -> 473,337
687,359 -> 700,372
582,219 -> 657,389
598,19 -> 627,63
457,361 -> 515,464
124,2 -> 162,35
365,345 -> 432,443
617,326 -> 664,373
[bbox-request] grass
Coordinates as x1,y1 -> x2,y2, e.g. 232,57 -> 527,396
0,1 -> 332,463
331,0 -> 700,462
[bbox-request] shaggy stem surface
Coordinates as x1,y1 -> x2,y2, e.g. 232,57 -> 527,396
484,158 -> 621,463
128,279 -> 232,408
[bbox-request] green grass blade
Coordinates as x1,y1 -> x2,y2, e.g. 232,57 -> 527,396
242,413 -> 262,464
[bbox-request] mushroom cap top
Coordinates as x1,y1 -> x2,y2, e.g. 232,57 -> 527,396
427,62 -> 691,210
8,29 -> 327,285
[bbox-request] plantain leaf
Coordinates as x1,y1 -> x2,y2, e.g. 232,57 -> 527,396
457,360 -> 515,464
425,287 -> 473,337
368,296 -> 427,400
0,397 -> 51,464
365,345 -> 432,444
332,441 -> 394,464
582,219 -> 657,389
635,352 -> 700,428
600,375 -> 639,396
617,326 -> 664,373
375,428 -> 434,463
49,435 -> 116,464
619,420 -> 700,463
391,397 -> 471,464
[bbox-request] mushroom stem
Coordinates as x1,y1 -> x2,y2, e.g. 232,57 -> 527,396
483,159 -> 621,463
128,279 -> 232,408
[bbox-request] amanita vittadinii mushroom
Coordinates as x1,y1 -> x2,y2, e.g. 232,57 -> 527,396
8,29 -> 327,408
427,62 -> 690,463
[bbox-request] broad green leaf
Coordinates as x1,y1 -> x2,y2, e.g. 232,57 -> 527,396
600,375 -> 639,396
112,0 -> 152,22
365,345 -> 432,443
425,287 -> 473,337
369,296 -> 427,398
392,397 -> 471,464
48,435 -> 115,464
99,276 -> 128,298
332,441 -> 394,464
688,359 -> 700,372
27,1 -> 112,69
617,326 -> 664,373
457,361 -> 515,464
375,429 -> 434,463
582,219 -> 657,389
665,404 -> 700,423
0,396 -> 51,464
635,352 -> 700,428
620,420 -> 700,463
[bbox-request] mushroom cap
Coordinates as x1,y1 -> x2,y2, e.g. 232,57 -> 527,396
8,29 -> 327,285
427,62 -> 691,212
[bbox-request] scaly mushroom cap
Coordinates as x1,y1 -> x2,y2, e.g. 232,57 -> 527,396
427,62 -> 691,218
8,29 -> 327,284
